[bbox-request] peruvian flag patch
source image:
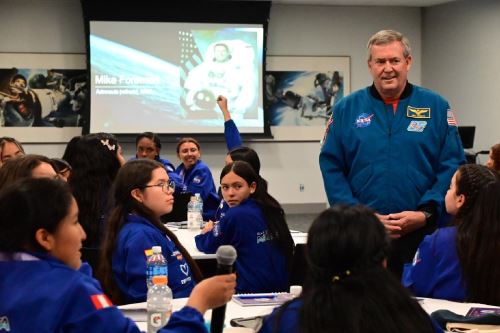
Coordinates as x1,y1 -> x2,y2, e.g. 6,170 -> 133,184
91,294 -> 113,309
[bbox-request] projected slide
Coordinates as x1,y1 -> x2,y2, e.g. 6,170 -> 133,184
89,21 -> 264,134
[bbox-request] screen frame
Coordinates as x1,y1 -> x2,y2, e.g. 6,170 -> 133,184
80,0 -> 272,139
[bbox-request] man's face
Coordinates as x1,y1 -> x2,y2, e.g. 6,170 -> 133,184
214,45 -> 230,63
367,41 -> 412,100
10,78 -> 27,94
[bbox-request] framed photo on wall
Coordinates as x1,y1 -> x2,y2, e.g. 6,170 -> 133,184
0,53 -> 87,143
265,56 -> 350,141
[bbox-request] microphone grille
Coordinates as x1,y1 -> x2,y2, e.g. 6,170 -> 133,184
216,245 -> 237,265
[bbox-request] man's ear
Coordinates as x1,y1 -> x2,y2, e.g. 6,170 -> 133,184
35,228 -> 55,251
131,188 -> 144,203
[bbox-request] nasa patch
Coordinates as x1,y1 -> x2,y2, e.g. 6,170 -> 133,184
354,113 -> 374,128
193,176 -> 202,184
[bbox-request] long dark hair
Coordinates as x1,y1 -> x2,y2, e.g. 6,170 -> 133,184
227,146 -> 268,191
62,133 -> 121,248
489,143 -> 500,172
272,205 -> 433,333
220,161 -> 294,269
98,159 -> 202,304
0,178 -> 73,253
453,164 -> 500,305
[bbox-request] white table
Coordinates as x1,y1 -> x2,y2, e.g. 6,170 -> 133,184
120,296 -> 275,332
171,227 -> 307,260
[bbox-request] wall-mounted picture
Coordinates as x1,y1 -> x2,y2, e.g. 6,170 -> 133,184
265,56 -> 350,141
0,53 -> 86,143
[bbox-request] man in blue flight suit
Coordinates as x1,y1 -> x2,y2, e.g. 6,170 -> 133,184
319,29 -> 465,277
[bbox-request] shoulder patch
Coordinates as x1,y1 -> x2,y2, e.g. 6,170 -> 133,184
321,115 -> 334,145
193,175 -> 202,184
90,294 -> 113,310
447,109 -> 458,127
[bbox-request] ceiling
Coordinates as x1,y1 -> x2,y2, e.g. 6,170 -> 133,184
268,0 -> 458,7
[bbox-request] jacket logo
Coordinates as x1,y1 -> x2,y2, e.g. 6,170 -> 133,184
0,316 -> 10,331
354,113 -> 374,128
407,106 -> 431,118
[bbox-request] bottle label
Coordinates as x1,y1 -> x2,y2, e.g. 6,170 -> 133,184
149,312 -> 163,328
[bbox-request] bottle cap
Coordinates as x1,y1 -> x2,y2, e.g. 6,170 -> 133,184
152,246 -> 162,254
152,275 -> 168,285
289,285 -> 302,297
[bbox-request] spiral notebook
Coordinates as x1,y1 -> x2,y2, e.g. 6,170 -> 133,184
232,293 -> 294,306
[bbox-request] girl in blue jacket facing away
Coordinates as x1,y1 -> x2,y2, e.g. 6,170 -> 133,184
403,164 -> 500,305
0,177 -> 237,333
175,137 -> 219,220
195,161 -> 295,293
99,159 -> 203,304
260,205 -> 435,333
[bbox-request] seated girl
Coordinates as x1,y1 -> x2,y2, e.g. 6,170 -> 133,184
260,205 -> 435,333
0,177 -> 236,333
175,137 -> 219,220
195,161 -> 294,293
99,159 -> 202,304
403,164 -> 500,305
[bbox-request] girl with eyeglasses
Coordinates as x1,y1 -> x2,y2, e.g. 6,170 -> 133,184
98,159 -> 202,304
195,161 -> 294,293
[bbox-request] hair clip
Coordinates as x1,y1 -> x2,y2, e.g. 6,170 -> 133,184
100,139 -> 116,151
332,270 -> 351,283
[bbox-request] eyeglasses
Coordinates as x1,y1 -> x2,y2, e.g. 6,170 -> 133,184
142,180 -> 175,193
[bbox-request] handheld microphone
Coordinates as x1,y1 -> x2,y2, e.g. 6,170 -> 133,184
210,245 -> 237,333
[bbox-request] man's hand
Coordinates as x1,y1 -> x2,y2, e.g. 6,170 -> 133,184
376,211 -> 426,238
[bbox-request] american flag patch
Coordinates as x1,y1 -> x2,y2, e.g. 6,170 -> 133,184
91,294 -> 113,309
447,110 -> 458,127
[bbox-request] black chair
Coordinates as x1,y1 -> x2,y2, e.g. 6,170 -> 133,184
289,243 -> 308,287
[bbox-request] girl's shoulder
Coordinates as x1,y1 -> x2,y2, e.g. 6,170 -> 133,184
225,199 -> 261,216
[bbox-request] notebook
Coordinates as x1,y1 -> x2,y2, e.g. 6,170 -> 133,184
232,293 -> 294,306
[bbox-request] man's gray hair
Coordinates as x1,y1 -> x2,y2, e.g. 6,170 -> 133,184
367,30 -> 411,61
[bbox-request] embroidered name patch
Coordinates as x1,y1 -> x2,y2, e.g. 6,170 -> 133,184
354,113 -> 374,128
407,121 -> 427,132
407,106 -> 431,119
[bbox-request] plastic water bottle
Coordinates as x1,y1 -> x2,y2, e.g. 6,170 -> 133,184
187,195 -> 203,230
146,246 -> 168,288
147,275 -> 172,333
194,193 -> 204,228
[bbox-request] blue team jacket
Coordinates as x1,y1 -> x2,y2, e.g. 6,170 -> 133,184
113,214 -> 195,303
224,119 -> 243,151
0,252 -> 206,333
319,84 -> 465,215
176,160 -> 219,220
195,198 -> 289,293
402,226 -> 466,301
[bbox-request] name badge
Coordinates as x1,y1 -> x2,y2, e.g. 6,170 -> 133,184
407,106 -> 431,119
